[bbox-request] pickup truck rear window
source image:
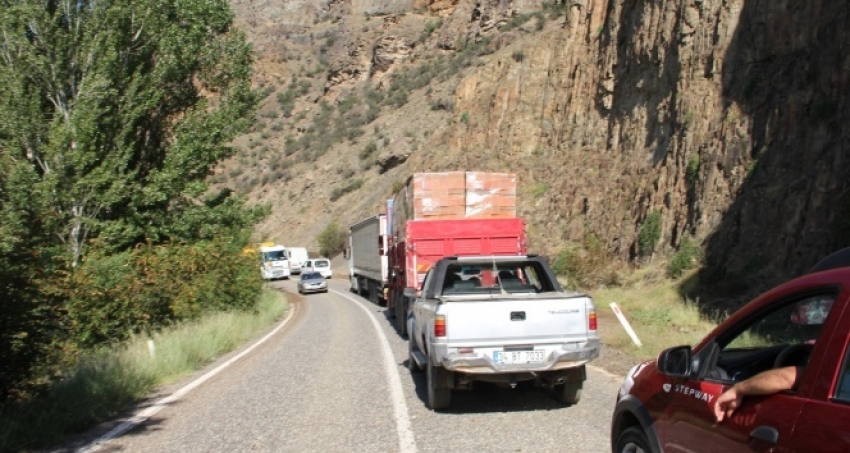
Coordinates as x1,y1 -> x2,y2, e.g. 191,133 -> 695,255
442,261 -> 554,295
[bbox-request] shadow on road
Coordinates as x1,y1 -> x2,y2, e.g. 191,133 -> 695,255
405,364 -> 579,414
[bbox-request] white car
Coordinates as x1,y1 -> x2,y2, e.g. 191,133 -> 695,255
297,272 -> 328,294
304,258 -> 333,279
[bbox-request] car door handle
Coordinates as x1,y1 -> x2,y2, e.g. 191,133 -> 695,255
750,426 -> 778,444
510,311 -> 526,321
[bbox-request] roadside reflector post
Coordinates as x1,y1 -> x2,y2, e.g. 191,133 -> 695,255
147,339 -> 156,358
610,302 -> 642,348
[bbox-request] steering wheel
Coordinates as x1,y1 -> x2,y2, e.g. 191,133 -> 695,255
773,343 -> 813,368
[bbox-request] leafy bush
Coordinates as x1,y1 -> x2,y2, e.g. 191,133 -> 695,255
65,237 -> 262,348
316,222 -> 347,257
338,95 -> 359,114
686,154 -> 700,188
345,127 -> 365,142
667,237 -> 703,279
531,183 -> 549,198
551,235 -> 614,290
276,88 -> 297,117
420,19 -> 444,42
359,141 -> 378,161
329,179 -> 363,202
638,211 -> 662,258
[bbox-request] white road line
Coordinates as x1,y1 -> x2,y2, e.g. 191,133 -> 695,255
78,299 -> 298,453
331,288 -> 418,453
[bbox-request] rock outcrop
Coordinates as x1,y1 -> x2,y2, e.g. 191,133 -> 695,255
232,0 -> 850,305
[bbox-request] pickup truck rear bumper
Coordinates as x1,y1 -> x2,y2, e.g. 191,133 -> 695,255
437,339 -> 601,374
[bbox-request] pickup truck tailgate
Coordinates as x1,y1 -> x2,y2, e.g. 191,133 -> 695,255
440,295 -> 592,344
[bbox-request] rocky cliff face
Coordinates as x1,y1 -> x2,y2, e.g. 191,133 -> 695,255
228,0 -> 849,305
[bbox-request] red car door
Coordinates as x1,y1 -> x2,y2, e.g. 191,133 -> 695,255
661,291 -> 841,453
786,302 -> 850,453
660,376 -> 804,452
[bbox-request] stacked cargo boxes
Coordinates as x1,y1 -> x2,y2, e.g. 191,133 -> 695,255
390,171 -> 517,236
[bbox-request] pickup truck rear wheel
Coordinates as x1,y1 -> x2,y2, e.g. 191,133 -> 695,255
554,381 -> 582,405
426,360 -> 451,410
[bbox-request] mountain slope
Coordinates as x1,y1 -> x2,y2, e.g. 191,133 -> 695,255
222,0 -> 850,307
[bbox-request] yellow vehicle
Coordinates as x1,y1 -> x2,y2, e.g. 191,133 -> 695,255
242,241 -> 275,258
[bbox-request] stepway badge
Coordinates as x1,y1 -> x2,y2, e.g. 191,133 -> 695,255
664,383 -> 715,403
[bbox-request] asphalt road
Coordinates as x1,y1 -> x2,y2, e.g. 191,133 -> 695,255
74,278 -> 624,453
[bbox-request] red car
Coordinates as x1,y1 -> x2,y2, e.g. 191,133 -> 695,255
611,250 -> 850,453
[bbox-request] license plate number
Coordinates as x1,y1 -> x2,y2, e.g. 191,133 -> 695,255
494,350 -> 545,364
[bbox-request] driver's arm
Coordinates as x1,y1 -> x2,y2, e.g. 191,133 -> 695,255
714,366 -> 802,422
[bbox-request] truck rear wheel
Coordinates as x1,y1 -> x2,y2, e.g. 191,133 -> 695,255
426,359 -> 451,410
369,281 -> 378,304
395,296 -> 407,337
385,291 -> 395,318
553,381 -> 582,405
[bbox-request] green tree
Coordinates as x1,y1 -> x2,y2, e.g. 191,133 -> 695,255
0,0 -> 260,399
0,0 -> 258,266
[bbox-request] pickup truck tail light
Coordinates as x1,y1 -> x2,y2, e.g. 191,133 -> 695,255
434,315 -> 446,337
588,309 -> 597,331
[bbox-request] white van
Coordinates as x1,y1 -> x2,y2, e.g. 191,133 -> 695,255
288,247 -> 309,274
304,258 -> 333,279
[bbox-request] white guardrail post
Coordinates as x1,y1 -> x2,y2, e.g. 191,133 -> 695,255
609,302 -> 642,347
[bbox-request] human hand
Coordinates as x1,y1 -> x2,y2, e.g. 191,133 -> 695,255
714,387 -> 742,422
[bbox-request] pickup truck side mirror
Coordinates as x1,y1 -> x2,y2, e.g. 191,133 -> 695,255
657,345 -> 693,377
403,287 -> 419,299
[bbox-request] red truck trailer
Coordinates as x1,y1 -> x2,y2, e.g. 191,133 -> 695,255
348,171 -> 527,336
385,171 -> 526,336
387,217 -> 527,336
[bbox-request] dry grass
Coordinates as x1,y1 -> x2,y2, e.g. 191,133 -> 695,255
0,288 -> 288,452
590,265 -> 716,362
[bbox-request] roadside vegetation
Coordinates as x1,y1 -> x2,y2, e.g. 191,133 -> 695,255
317,221 -> 348,258
0,0 -> 268,442
553,237 -> 715,363
0,288 -> 288,452
592,266 -> 716,363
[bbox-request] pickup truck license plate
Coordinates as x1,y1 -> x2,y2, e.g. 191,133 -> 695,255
494,350 -> 545,364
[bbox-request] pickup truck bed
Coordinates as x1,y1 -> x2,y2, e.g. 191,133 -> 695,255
407,255 -> 600,410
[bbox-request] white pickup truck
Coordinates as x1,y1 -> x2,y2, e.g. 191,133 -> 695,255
406,255 -> 600,410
